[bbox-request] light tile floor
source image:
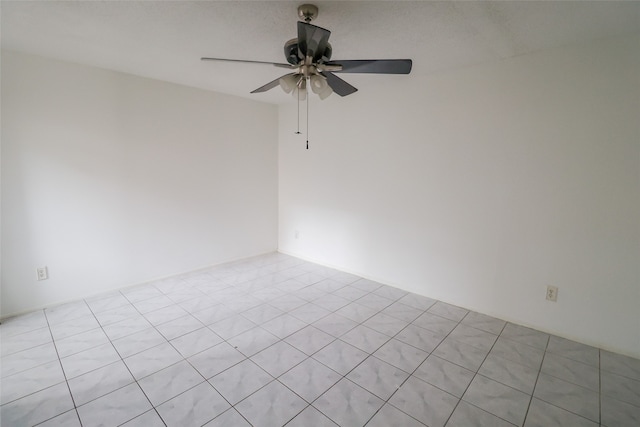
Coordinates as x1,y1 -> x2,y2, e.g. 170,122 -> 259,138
1,252 -> 639,427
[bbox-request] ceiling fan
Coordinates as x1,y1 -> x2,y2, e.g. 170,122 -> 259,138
201,4 -> 412,100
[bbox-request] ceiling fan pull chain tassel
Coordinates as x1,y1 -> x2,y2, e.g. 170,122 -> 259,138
306,82 -> 310,149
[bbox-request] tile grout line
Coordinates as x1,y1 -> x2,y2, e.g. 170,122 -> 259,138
521,333 -> 551,426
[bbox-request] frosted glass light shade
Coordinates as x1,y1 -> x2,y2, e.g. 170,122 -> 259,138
279,74 -> 299,94
310,75 -> 333,100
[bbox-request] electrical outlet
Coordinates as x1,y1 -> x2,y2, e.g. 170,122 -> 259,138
546,285 -> 558,302
294,230 -> 300,239
37,266 -> 48,281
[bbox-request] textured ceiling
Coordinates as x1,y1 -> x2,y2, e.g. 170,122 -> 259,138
2,1 -> 639,105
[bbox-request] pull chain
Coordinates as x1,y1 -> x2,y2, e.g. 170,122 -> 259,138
306,78 -> 309,149
295,84 -> 301,135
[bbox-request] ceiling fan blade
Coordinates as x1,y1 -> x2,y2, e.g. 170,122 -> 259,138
326,59 -> 412,74
201,57 -> 292,69
320,72 -> 358,97
297,22 -> 331,62
250,73 -> 295,94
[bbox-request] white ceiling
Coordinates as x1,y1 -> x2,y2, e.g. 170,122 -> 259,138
2,1 -> 639,105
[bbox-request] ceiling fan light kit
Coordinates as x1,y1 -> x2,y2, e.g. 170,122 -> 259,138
201,4 -> 412,146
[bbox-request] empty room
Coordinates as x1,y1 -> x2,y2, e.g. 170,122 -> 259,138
1,1 -> 639,426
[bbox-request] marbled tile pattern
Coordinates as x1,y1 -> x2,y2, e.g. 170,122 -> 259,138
1,252 -> 638,427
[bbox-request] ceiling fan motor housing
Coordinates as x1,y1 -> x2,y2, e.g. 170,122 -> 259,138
284,38 -> 332,65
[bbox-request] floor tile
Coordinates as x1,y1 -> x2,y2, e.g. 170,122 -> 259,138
45,301 -> 93,325
156,314 -> 204,340
49,315 -> 100,341
448,323 -> 498,352
268,294 -> 308,311
332,285 -> 369,302
601,370 -> 640,407
54,327 -> 110,358
500,323 -> 549,350
36,409 -> 82,427
335,302 -> 378,323
363,312 -> 409,337
208,314 -> 257,340
373,338 -> 429,373
178,295 -> 218,314
524,398 -> 598,427
284,325 -> 334,356
124,341 -> 183,380
446,401 -> 516,427
314,378 -> 384,426
461,312 -> 507,335
462,375 -> 530,426
366,403 -> 426,427
101,315 -> 151,341
191,304 -> 236,325
490,336 -> 545,370
479,353 -> 539,394
0,310 -> 48,338
235,380 -> 307,427
313,339 -> 369,375
546,335 -> 599,367
389,376 -> 459,427
356,293 -> 394,311
412,312 -> 458,335
203,408 -> 251,427
381,302 -> 424,323
398,293 -> 437,311
112,327 -> 166,358
251,341 -> 307,377
120,409 -> 166,427
228,326 -> 280,357
169,326 -> 223,358
395,324 -> 445,353
0,341 -> 59,378
121,285 -> 164,303
143,305 -> 191,328
68,360 -> 134,406
138,360 -> 204,406
427,301 -> 469,322
188,341 -> 246,378
601,395 -> 640,427
312,294 -> 351,311
0,383 -> 74,427
156,382 -> 230,427
93,304 -> 139,327
313,278 -> 348,293
351,278 -> 383,292
341,325 -> 390,354
289,303 -> 331,323
313,312 -> 359,337
541,352 -> 599,391
280,357 -> 342,402
533,373 -> 599,422
209,359 -> 273,404
261,313 -> 307,339
132,295 -> 175,314
1,327 -> 52,357
433,337 -> 489,372
286,405 -> 338,426
373,284 -> 408,301
241,303 -> 284,324
2,359 -> 65,404
347,356 -> 409,400
77,383 -> 152,427
60,342 -> 121,379
414,355 -> 475,398
601,350 -> 640,381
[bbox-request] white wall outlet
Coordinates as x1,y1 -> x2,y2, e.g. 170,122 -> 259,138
36,266 -> 49,281
546,285 -> 558,302
294,230 -> 300,239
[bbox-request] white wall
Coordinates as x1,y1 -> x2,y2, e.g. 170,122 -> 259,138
279,36 -> 640,358
1,50 -> 278,316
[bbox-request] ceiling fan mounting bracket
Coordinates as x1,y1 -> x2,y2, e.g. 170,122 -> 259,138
298,4 -> 318,23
